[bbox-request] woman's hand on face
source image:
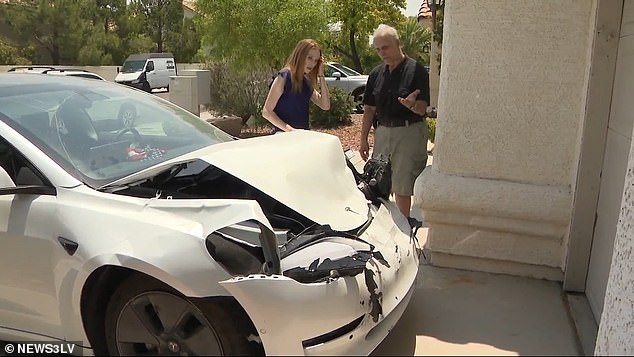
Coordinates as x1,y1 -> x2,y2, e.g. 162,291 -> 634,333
318,57 -> 325,77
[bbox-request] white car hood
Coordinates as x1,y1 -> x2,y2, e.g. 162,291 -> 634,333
109,131 -> 369,231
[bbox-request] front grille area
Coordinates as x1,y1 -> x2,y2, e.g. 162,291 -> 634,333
302,315 -> 365,348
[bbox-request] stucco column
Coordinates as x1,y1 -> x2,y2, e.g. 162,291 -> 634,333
594,108 -> 634,354
428,40 -> 441,108
413,0 -> 596,280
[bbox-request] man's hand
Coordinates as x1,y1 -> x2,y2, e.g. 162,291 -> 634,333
397,89 -> 420,109
360,140 -> 370,161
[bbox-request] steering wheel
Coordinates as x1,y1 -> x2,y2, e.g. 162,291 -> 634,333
115,127 -> 143,146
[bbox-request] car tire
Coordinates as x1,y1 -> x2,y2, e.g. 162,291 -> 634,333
352,87 -> 365,114
142,81 -> 151,93
104,274 -> 263,356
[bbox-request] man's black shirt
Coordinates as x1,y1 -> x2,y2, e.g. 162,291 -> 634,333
363,57 -> 430,124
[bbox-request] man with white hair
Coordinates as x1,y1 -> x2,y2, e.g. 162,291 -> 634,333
359,23 -> 430,220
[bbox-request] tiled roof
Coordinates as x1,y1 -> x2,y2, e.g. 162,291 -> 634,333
418,0 -> 432,20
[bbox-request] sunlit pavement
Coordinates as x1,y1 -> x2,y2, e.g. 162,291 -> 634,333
371,239 -> 581,356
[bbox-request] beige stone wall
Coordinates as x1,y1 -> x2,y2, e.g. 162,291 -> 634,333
434,0 -> 594,185
594,115 -> 634,354
414,0 -> 596,279
594,1 -> 634,352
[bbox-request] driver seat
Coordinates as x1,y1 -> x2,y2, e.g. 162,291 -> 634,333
56,102 -> 99,159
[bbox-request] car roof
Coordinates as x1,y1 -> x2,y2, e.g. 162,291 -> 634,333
41,69 -> 105,80
6,67 -> 105,80
125,52 -> 174,61
7,66 -> 56,73
0,72 -> 111,90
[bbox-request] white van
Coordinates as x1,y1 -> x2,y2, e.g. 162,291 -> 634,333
115,53 -> 177,92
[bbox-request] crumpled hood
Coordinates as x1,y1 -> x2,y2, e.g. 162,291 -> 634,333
197,130 -> 369,231
108,130 -> 369,231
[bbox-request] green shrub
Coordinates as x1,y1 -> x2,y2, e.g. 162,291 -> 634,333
246,113 -> 270,128
426,117 -> 436,143
309,87 -> 354,129
206,60 -> 272,126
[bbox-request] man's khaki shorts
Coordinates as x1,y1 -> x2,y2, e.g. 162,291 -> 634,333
372,121 -> 428,196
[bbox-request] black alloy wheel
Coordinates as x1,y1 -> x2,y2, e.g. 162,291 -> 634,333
104,274 -> 263,356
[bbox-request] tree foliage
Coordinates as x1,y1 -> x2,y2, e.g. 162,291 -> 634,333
0,38 -> 33,65
0,0 -> 92,64
327,0 -> 405,73
0,0 -> 201,65
196,0 -> 330,70
129,0 -> 184,54
171,17 -> 201,62
397,16 -> 432,65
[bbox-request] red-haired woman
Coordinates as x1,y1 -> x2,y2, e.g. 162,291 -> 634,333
262,39 -> 331,133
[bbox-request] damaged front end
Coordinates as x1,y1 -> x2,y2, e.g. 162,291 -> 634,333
213,201 -> 420,356
106,131 -> 421,355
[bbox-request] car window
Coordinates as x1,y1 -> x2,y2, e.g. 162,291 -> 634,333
146,61 -> 154,72
325,64 -> 345,78
121,60 -> 146,73
0,136 -> 48,187
330,63 -> 362,76
0,80 -> 233,188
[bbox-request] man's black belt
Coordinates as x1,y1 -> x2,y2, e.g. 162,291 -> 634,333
377,117 -> 422,127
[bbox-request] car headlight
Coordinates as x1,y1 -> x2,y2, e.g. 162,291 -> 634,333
206,232 -> 264,276
206,220 -> 282,276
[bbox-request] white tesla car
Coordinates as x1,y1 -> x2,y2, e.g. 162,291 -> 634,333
0,74 -> 420,356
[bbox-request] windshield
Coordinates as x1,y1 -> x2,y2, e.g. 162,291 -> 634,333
121,60 -> 146,73
0,77 -> 233,188
330,63 -> 362,76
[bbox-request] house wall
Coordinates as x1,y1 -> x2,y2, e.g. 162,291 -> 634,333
413,0 -> 596,279
594,113 -> 634,354
594,0 -> 634,352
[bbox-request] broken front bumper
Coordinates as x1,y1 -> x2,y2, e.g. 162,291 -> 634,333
220,202 -> 420,355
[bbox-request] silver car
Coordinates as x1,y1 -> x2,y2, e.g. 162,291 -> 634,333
324,62 -> 368,113
0,74 -> 420,356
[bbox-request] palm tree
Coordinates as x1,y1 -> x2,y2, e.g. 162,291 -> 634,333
398,17 -> 432,65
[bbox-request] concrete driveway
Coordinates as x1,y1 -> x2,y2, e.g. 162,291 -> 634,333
371,259 -> 581,356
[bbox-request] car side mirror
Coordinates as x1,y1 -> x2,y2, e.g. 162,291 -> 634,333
332,71 -> 342,80
116,67 -> 120,73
